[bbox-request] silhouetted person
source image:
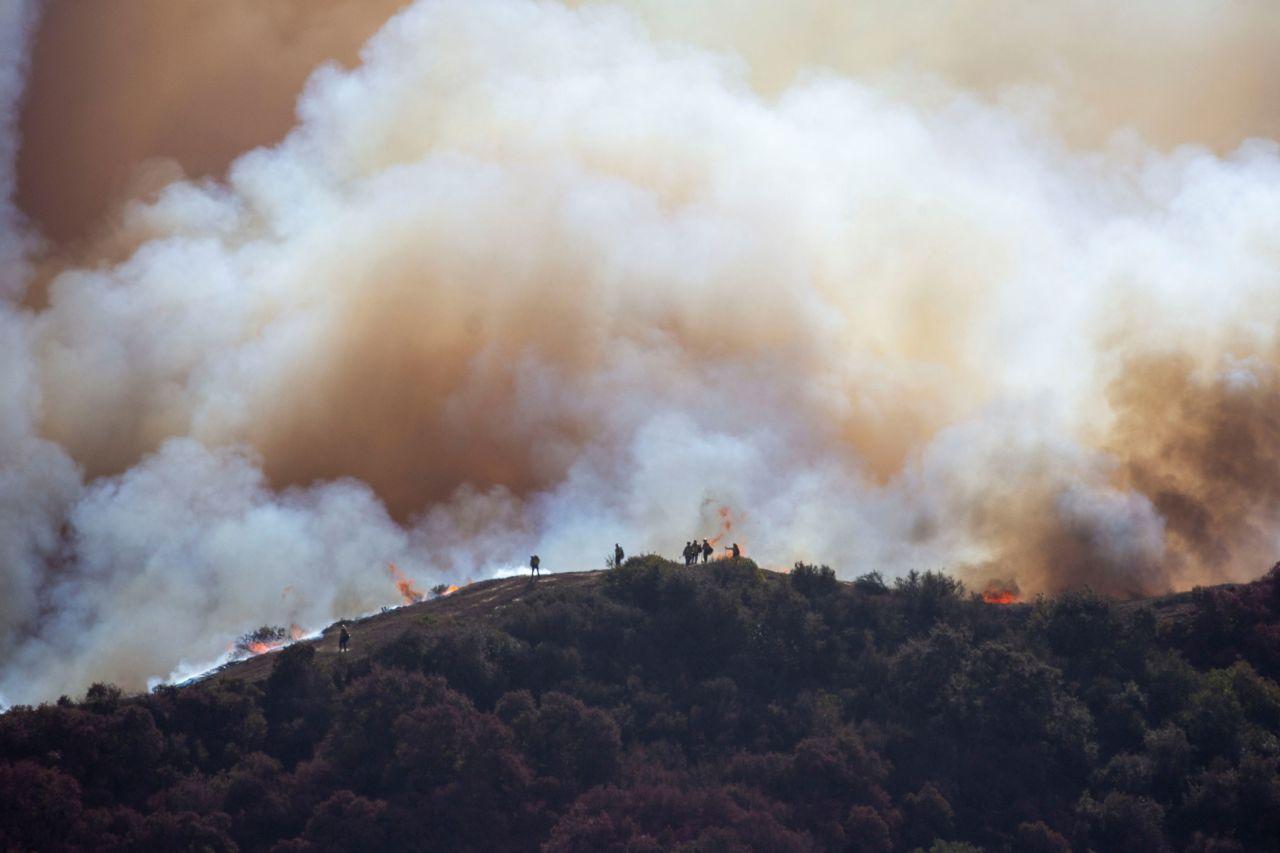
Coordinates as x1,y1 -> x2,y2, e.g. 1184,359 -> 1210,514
338,625 -> 350,653
701,539 -> 712,563
614,543 -> 624,568
530,554 -> 541,578
682,541 -> 693,565
731,543 -> 741,559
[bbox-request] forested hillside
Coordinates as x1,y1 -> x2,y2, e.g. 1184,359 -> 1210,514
4,558 -> 1280,852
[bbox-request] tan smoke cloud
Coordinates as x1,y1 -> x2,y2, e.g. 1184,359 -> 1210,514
611,0 -> 1280,152
17,0 -> 410,248
3,0 -> 1280,703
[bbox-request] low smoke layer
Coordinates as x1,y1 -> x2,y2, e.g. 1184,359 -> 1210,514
3,0 -> 1280,704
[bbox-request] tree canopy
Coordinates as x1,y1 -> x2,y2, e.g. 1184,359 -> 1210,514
3,557 -> 1280,851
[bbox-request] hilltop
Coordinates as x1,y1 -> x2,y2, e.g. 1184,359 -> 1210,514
203,565 -> 1246,689
3,557 -> 1280,852
206,570 -> 602,687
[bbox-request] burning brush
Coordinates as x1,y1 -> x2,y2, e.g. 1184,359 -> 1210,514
234,623 -> 304,657
981,579 -> 1022,605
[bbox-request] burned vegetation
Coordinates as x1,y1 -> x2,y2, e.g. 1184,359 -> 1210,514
4,558 -> 1280,851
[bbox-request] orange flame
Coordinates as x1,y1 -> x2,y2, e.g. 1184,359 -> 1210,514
981,580 -> 1021,605
702,505 -> 749,560
236,623 -> 302,657
707,505 -> 734,546
388,563 -> 425,604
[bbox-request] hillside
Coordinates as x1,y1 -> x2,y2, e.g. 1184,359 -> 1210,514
204,568 -> 1241,688
3,558 -> 1280,852
206,571 -> 602,687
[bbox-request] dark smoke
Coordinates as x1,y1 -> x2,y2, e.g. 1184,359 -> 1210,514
1109,347 -> 1280,589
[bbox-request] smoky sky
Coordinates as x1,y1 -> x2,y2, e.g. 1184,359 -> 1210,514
3,0 -> 1280,704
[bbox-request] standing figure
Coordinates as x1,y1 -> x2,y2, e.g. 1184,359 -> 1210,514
701,539 -> 713,564
614,543 -> 625,568
731,543 -> 741,559
530,554 -> 541,578
338,624 -> 350,653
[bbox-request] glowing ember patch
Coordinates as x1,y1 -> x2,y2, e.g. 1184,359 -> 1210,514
388,563 -> 425,604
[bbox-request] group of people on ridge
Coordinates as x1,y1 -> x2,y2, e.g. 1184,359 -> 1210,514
682,540 -> 740,564
684,539 -> 713,565
528,538 -> 742,579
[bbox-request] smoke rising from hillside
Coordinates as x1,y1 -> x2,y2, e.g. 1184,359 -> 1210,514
3,0 -> 1280,703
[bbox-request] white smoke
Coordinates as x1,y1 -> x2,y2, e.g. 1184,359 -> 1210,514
3,0 -> 1280,704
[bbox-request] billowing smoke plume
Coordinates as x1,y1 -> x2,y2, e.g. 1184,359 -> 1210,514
4,0 -> 1280,703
